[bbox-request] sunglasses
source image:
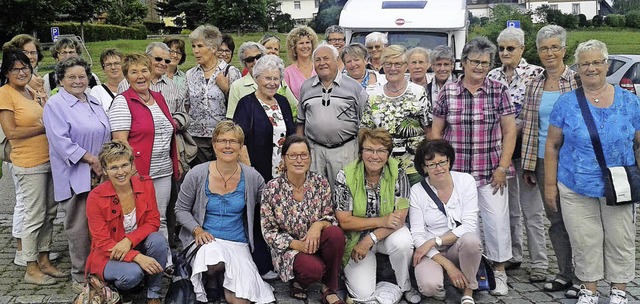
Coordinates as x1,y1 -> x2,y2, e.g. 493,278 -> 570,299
153,57 -> 171,64
498,46 -> 520,53
244,54 -> 262,64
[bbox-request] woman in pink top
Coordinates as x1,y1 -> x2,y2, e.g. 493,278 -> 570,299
283,26 -> 318,101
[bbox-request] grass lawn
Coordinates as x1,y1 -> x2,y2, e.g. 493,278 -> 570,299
565,29 -> 640,61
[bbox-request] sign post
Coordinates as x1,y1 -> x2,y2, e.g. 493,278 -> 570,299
51,27 -> 60,42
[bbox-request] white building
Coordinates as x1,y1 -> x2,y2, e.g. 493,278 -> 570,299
277,0 -> 320,24
468,0 -> 613,19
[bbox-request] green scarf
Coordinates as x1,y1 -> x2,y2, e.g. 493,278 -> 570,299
341,157 -> 409,266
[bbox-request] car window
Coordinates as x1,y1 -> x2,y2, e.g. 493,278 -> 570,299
350,31 -> 448,50
623,62 -> 640,83
607,59 -> 625,76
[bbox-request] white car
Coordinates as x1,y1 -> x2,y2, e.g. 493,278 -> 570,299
606,54 -> 640,96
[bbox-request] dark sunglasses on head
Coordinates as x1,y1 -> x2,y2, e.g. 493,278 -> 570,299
244,54 -> 263,64
154,57 -> 171,64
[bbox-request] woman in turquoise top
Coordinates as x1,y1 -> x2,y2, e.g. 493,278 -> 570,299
545,40 -> 640,304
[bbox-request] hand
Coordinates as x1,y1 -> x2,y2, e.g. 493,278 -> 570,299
109,237 -> 132,261
351,237 -> 373,262
290,239 -> 308,252
177,165 -> 184,180
215,73 -> 230,93
382,212 -> 402,229
133,254 -> 163,275
490,167 -> 508,195
194,230 -> 215,245
301,223 -> 322,254
544,184 -> 559,212
522,170 -> 537,187
412,241 -> 434,267
445,264 -> 468,290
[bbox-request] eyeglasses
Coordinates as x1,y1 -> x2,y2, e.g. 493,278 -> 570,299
260,76 -> 280,83
499,45 -> 521,53
9,67 -> 31,75
366,45 -> 383,50
244,54 -> 262,64
466,58 -> 491,68
22,50 -> 38,57
65,75 -> 88,82
424,159 -> 449,170
153,57 -> 171,64
217,49 -> 232,54
106,162 -> 132,173
362,148 -> 389,156
285,153 -> 310,160
537,45 -> 564,53
59,50 -> 77,56
578,59 -> 607,70
328,38 -> 346,43
103,62 -> 121,68
214,139 -> 241,146
383,62 -> 406,69
169,50 -> 182,56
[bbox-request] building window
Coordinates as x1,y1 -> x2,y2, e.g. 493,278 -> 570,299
572,3 -> 580,14
550,4 -> 558,10
294,1 -> 301,10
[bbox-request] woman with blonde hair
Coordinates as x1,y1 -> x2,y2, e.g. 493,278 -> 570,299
283,26 -> 318,101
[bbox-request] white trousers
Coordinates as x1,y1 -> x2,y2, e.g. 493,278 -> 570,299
477,183 -> 512,263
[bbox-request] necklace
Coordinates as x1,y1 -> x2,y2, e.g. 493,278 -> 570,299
202,61 -> 217,73
215,161 -> 238,189
136,91 -> 151,104
385,80 -> 407,93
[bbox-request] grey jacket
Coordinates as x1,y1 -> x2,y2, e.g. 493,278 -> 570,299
175,162 -> 265,251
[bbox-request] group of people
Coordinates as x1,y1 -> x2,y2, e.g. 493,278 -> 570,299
0,21 -> 637,304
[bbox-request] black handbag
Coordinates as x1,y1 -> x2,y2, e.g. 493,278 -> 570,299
164,241 -> 202,304
419,180 -> 496,291
576,88 -> 640,206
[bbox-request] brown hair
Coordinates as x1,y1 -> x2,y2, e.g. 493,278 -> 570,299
357,128 -> 393,159
121,53 -> 151,77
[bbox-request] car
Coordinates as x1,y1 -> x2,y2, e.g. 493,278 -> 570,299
571,54 -> 640,96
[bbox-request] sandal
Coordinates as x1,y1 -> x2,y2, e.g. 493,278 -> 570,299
289,281 -> 308,300
529,268 -> 547,283
461,295 -> 475,304
322,289 -> 345,304
564,284 -> 581,298
543,278 -> 571,292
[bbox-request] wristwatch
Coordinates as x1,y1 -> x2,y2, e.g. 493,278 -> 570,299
435,236 -> 443,246
369,232 -> 379,244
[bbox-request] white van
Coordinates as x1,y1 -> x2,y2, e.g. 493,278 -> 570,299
339,0 -> 468,67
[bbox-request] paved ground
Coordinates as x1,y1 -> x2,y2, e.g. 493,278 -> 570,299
1,163 -> 639,303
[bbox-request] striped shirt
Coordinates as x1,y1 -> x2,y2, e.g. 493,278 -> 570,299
433,76 -> 516,186
118,75 -> 186,114
520,66 -> 579,172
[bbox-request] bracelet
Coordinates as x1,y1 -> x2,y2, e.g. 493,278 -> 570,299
192,226 -> 201,236
496,166 -> 507,173
369,232 -> 379,244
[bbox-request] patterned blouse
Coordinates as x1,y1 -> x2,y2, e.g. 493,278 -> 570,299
487,59 -> 544,118
258,99 -> 287,178
260,172 -> 337,282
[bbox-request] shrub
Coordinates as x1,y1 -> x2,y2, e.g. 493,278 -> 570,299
143,21 -> 165,35
625,11 -> 640,28
578,14 -> 588,27
592,15 -> 604,27
605,14 -> 626,27
36,22 -> 146,43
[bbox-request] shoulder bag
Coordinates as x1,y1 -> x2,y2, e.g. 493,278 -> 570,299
165,241 -> 202,304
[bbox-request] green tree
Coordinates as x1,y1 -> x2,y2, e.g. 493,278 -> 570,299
0,0 -> 66,44
208,0 -> 266,34
613,0 -> 640,14
62,0 -> 111,41
156,0 -> 210,29
310,0 -> 346,33
106,0 -> 148,27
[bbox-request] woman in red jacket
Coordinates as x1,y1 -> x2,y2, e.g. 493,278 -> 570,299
86,141 -> 168,304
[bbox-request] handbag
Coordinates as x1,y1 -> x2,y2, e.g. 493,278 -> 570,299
164,241 -> 202,304
74,274 -> 122,304
0,125 -> 11,163
576,88 -> 640,206
420,180 -> 496,291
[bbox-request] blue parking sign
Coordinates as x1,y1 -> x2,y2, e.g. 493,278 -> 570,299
51,27 -> 60,42
506,20 -> 521,28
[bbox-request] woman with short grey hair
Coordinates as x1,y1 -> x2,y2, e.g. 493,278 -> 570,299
487,26 -> 547,283
427,45 -> 456,102
326,25 -> 346,70
432,36 -> 517,297
365,32 -> 388,71
520,24 -> 580,298
407,47 -> 431,88
341,43 -> 379,91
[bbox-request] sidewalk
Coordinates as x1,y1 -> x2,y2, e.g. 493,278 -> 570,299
0,165 -> 639,303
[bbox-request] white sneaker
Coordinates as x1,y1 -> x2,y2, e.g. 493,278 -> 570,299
261,270 -> 278,280
490,270 -> 508,296
577,285 -> 600,304
14,250 -> 60,266
609,287 -> 628,304
403,288 -> 422,304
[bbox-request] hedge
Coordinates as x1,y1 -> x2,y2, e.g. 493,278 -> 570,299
36,22 -> 146,43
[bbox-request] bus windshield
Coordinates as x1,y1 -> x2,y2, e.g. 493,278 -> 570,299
350,31 -> 448,50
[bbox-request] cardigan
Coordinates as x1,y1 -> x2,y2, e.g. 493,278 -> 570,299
119,88 -> 180,179
175,162 -> 265,250
85,175 -> 161,280
233,92 -> 295,181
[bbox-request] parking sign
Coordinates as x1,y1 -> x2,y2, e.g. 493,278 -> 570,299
506,20 -> 521,28
51,27 -> 60,42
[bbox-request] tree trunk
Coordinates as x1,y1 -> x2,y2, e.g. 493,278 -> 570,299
81,21 -> 85,43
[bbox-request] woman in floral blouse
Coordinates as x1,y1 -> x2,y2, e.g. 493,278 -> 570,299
261,135 -> 345,304
362,45 -> 430,185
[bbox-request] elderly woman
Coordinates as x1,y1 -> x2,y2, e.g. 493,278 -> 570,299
284,26 -> 318,101
426,45 -> 456,103
186,25 -> 241,165
163,36 -> 188,93
487,27 -> 548,282
261,34 -> 281,56
109,53 -> 180,263
43,37 -> 100,95
43,57 -> 111,287
520,25 -> 581,297
233,55 -> 295,180
431,36 -> 517,296
407,47 -> 431,89
544,40 -> 639,304
409,139 -> 481,304
342,43 -> 380,92
0,48 -> 63,285
90,48 -> 124,111
325,25 -> 346,71
261,135 -> 345,304
335,128 -> 421,304
362,45 -> 430,185
226,42 -> 266,117
175,121 -> 275,304
365,32 -> 388,72
86,141 -> 168,304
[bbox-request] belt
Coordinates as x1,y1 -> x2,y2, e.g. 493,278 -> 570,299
310,135 -> 356,149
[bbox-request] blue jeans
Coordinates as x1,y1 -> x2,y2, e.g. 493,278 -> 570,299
103,232 -> 168,299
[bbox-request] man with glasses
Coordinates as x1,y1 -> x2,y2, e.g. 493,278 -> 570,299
297,43 -> 369,187
487,27 -> 548,284
43,36 -> 101,96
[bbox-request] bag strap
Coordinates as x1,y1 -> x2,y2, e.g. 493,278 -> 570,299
420,179 -> 461,226
102,84 -> 116,99
575,87 -> 609,176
